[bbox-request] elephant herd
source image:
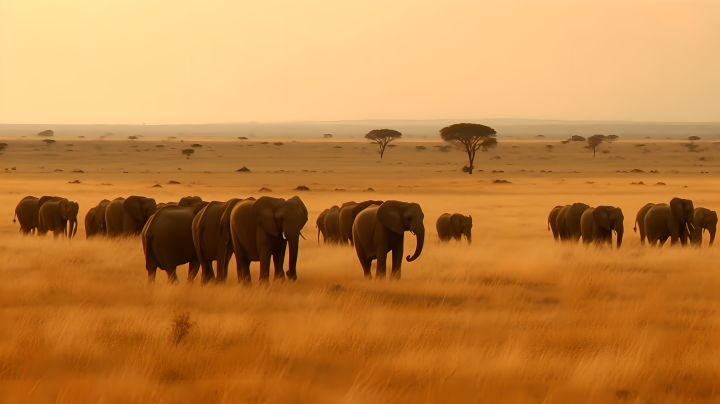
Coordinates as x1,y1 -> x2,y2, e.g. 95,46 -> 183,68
548,197 -> 717,247
16,195 -> 480,283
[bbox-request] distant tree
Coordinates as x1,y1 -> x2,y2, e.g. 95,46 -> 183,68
182,149 -> 194,159
238,136 -> 248,141
191,143 -> 203,148
415,145 -> 427,151
42,139 -> 56,147
273,142 -> 284,146
560,140 -> 571,144
536,135 -> 545,138
570,135 -> 586,142
586,134 -> 618,157
439,123 -> 497,174
38,130 -> 54,138
261,142 -> 269,145
688,136 -> 701,141
0,143 -> 7,151
168,136 -> 177,141
366,129 -> 401,158
156,145 -> 164,148
546,145 -> 554,152
128,135 -> 138,141
323,134 -> 333,139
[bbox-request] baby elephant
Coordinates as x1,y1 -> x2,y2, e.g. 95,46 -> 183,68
436,213 -> 472,244
691,207 -> 717,247
580,206 -> 624,248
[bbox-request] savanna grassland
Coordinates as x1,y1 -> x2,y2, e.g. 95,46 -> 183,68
1,137 -> 720,403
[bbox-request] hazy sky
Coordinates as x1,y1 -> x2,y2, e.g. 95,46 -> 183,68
1,0 -> 719,124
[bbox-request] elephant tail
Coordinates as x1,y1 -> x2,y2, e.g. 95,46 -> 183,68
13,212 -> 16,223
633,218 -> 637,233
547,218 -> 550,231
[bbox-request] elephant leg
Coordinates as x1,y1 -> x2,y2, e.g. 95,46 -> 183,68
390,243 -> 404,280
375,247 -> 388,280
354,242 -> 372,279
659,236 -> 669,247
272,241 -> 287,282
166,267 -> 179,284
187,259 -> 201,283
219,249 -> 234,283
147,265 -> 158,284
199,260 -> 215,284
234,248 -> 252,285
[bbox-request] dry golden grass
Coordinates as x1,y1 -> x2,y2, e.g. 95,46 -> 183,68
1,138 -> 720,403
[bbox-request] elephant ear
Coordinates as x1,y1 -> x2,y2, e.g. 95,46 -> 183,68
179,196 -> 203,207
450,214 -> 463,235
288,196 -> 309,222
670,197 -> 686,224
57,199 -> 69,220
193,201 -> 210,215
593,206 -> 612,230
123,196 -> 147,221
377,201 -> 406,235
695,209 -> 705,227
252,197 -> 282,237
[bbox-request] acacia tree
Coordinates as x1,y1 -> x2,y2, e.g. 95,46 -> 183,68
586,134 -> 618,157
439,123 -> 497,174
365,129 -> 401,158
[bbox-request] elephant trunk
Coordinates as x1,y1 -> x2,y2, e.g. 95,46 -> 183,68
406,229 -> 425,262
286,234 -> 300,281
68,220 -> 77,238
709,226 -> 716,247
466,234 -> 472,245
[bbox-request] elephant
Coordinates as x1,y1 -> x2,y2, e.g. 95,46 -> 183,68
85,199 -> 110,238
229,196 -> 308,283
557,203 -> 590,242
179,196 -> 203,208
316,208 -> 329,244
690,207 -> 717,247
633,203 -> 656,244
352,200 -> 425,280
580,206 -> 624,248
323,206 -> 342,244
38,198 -> 80,238
192,198 -> 250,283
339,201 -> 358,245
105,196 -> 158,237
436,213 -> 472,243
14,196 -> 43,234
142,202 -> 209,284
644,197 -> 695,246
547,205 -> 566,241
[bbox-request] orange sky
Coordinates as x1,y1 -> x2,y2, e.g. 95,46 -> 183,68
0,0 -> 718,124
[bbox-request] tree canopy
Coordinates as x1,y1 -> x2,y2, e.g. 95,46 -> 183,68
365,129 -> 402,158
37,130 -> 54,138
439,123 -> 497,174
181,149 -> 194,159
688,136 -> 701,141
586,134 -> 618,157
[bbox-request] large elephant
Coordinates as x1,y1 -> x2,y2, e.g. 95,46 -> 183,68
142,202 -> 209,284
690,207 -> 717,247
644,197 -> 695,246
323,206 -> 342,244
352,200 -> 425,280
351,200 -> 384,225
229,196 -> 308,283
633,203 -> 656,244
558,203 -> 590,242
580,206 -> 624,248
316,209 -> 329,244
436,213 -> 472,243
106,196 -> 157,237
339,201 -> 357,245
548,205 -> 566,241
39,198 -> 80,238
85,199 -> 110,238
192,198 -> 248,283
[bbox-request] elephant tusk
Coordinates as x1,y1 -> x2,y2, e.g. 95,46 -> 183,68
300,232 -> 306,240
282,232 -> 286,240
